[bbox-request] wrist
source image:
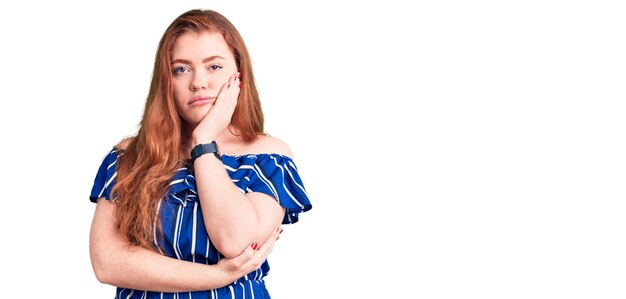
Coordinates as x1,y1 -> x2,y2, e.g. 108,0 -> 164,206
191,135 -> 216,148
206,264 -> 232,289
210,264 -> 235,288
191,140 -> 222,164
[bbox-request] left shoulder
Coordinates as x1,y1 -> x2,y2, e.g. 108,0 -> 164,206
251,135 -> 293,158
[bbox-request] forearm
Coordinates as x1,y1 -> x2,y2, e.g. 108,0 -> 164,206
94,241 -> 231,292
193,153 -> 263,256
90,199 -> 236,292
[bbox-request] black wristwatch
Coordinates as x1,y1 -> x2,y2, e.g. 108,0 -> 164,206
190,141 -> 221,164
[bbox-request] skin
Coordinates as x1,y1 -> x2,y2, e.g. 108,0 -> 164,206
171,31 -> 288,258
89,32 -> 290,292
90,197 -> 281,292
172,31 -> 239,133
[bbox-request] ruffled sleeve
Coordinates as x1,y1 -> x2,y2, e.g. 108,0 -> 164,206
226,154 -> 313,224
89,148 -> 122,202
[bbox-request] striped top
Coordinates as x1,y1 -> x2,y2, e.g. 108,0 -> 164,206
89,147 -> 312,299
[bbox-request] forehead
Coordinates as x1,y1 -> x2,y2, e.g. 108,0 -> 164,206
171,31 -> 233,61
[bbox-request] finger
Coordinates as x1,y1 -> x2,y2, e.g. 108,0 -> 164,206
229,242 -> 258,270
223,73 -> 237,104
220,73 -> 238,97
242,242 -> 259,258
227,73 -> 240,111
215,81 -> 229,105
230,87 -> 240,111
238,227 -> 282,272
254,227 -> 282,260
226,72 -> 237,89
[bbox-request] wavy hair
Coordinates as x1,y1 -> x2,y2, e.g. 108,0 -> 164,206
111,9 -> 264,250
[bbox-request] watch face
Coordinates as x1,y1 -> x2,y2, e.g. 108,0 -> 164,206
191,142 -> 219,161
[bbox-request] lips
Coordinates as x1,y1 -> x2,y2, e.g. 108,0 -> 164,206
188,96 -> 216,106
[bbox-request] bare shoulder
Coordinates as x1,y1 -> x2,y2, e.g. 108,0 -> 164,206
115,137 -> 135,151
248,135 -> 293,158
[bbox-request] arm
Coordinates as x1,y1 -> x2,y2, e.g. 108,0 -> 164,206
192,136 -> 286,258
190,73 -> 285,258
89,197 -> 280,292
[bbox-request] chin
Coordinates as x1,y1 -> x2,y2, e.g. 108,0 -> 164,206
182,110 -> 209,126
180,115 -> 200,127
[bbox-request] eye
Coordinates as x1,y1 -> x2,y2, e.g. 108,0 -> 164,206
209,64 -> 223,71
172,66 -> 190,75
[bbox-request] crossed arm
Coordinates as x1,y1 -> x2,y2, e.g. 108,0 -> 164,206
191,140 -> 287,258
89,198 -> 280,292
89,134 -> 288,291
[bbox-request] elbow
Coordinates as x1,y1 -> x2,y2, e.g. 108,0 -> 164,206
208,218 -> 267,258
91,258 -> 116,285
90,244 -> 119,286
214,241 -> 247,259
91,255 -> 128,287
212,233 -> 255,259
213,229 -> 273,258
92,264 -> 112,285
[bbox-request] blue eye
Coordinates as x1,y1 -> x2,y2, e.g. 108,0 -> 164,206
172,66 -> 189,75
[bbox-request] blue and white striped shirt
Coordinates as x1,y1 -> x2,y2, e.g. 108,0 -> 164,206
90,148 -> 312,299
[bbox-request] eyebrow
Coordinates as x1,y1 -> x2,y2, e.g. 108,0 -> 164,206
171,55 -> 226,65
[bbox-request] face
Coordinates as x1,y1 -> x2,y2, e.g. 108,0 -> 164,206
171,31 -> 238,126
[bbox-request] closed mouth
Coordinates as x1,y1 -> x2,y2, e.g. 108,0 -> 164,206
189,96 -> 216,105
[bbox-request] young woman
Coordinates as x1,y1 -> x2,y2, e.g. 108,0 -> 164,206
89,9 -> 312,298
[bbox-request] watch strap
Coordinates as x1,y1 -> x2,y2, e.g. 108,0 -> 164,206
190,141 -> 221,164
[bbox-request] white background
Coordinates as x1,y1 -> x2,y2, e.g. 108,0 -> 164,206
0,0 -> 625,298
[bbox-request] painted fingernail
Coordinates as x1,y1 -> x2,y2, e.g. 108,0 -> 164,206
251,243 -> 258,250
276,236 -> 280,240
228,83 -> 231,87
238,73 -> 241,79
279,228 -> 283,234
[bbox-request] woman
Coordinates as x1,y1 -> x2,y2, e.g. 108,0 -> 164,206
89,9 -> 312,298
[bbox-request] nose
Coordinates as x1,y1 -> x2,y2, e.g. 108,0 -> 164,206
190,72 -> 208,91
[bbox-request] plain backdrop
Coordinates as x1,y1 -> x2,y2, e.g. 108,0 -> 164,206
1,0 -> 625,298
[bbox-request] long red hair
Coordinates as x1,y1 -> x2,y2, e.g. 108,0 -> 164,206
111,9 -> 264,250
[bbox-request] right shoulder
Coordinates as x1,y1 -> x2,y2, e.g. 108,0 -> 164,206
115,137 -> 135,151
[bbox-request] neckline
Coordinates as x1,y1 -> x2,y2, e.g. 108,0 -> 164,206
221,152 -> 291,159
113,147 -> 292,161
184,152 -> 292,162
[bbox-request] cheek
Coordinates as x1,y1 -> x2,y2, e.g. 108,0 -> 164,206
171,87 -> 186,114
172,81 -> 187,102
217,67 -> 237,84
172,78 -> 184,92
213,74 -> 230,87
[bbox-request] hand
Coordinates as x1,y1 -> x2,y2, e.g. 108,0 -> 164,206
192,72 -> 241,144
214,226 -> 282,283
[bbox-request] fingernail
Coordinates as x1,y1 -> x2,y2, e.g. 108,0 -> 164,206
251,243 -> 258,250
238,73 -> 241,79
276,236 -> 280,240
228,83 -> 231,87
279,228 -> 283,234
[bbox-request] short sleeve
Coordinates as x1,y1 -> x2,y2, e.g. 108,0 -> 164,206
89,148 -> 122,202
246,154 -> 313,224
